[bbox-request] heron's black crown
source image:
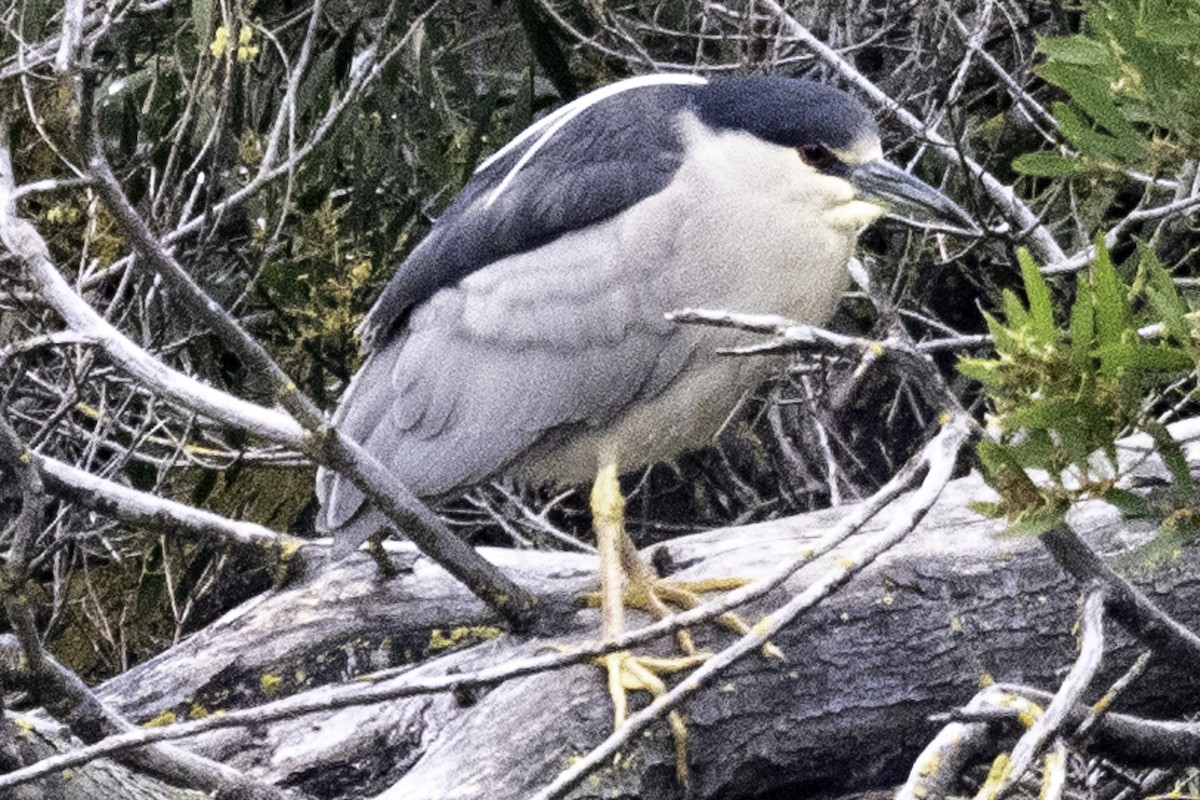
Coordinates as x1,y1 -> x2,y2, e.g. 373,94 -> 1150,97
695,77 -> 878,154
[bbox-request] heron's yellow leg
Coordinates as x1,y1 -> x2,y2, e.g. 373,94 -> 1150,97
591,463 -> 703,788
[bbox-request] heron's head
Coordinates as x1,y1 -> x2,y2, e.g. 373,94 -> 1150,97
696,77 -> 974,233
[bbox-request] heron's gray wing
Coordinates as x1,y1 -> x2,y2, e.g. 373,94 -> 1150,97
357,78 -> 704,351
316,216 -> 693,554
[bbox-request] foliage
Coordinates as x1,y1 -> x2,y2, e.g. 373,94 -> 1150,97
961,242 -> 1198,540
1013,0 -> 1200,177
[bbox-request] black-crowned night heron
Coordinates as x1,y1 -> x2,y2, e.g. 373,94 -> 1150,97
316,73 -> 971,763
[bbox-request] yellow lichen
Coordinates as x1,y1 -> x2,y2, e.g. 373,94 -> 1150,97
917,750 -> 941,776
210,26 -> 229,58
12,716 -> 35,737
976,753 -> 1012,800
1017,704 -> 1043,728
260,673 -> 283,695
427,626 -> 503,652
237,25 -> 260,62
142,710 -> 177,728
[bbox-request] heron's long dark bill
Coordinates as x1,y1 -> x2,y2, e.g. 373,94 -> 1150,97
851,159 -> 975,230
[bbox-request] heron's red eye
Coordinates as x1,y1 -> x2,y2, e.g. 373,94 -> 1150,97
799,146 -> 835,170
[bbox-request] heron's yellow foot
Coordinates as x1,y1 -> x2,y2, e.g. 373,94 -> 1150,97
598,650 -> 706,788
587,574 -> 784,659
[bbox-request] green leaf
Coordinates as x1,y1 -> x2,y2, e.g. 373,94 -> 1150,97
1091,237 -> 1129,349
1096,342 -> 1193,374
1069,271 -> 1096,375
1054,102 -> 1146,164
1001,288 -> 1030,332
1103,487 -> 1151,518
957,357 -> 1005,388
1018,249 -> 1057,343
982,310 -> 1020,357
968,500 -> 1005,519
1005,502 -> 1069,537
1143,419 -> 1197,505
1007,428 -> 1057,470
1138,242 -> 1190,344
1012,152 -> 1090,177
1006,396 -> 1081,433
1040,62 -> 1140,143
977,439 -> 1044,514
1036,34 -> 1111,65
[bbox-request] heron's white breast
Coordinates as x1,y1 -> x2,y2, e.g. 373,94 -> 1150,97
513,113 -> 881,482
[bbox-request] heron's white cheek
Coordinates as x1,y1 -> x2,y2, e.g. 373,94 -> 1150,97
825,200 -> 887,232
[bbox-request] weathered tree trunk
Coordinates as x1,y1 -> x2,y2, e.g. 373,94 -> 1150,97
69,466 -> 1200,800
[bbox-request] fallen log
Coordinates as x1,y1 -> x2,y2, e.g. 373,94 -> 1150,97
71,467 -> 1200,800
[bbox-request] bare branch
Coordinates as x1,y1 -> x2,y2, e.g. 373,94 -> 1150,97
35,451 -> 307,555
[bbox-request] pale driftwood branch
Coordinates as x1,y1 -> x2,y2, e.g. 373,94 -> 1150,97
0,712 -> 210,800
1040,741 -> 1069,800
11,412 -> 1200,800
1008,685 -> 1200,768
0,419 -> 291,798
34,452 -> 307,555
1074,650 -> 1153,743
897,686 -> 1036,800
0,410 -> 959,792
0,409 -> 53,726
0,636 -> 293,800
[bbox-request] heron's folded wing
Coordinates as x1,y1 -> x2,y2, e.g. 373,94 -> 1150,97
317,218 -> 692,552
358,81 -> 701,351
